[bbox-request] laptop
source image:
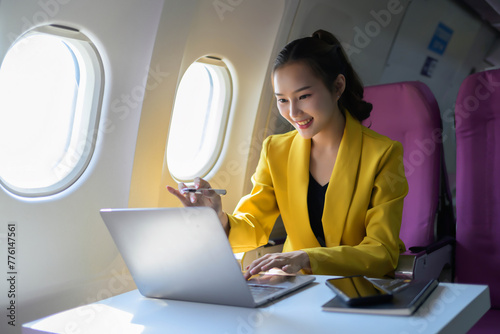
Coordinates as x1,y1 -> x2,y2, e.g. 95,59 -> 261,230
100,207 -> 315,307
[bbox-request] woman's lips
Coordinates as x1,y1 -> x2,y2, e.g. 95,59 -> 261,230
296,117 -> 313,129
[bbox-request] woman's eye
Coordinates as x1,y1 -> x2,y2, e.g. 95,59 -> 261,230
299,94 -> 311,100
278,98 -> 288,103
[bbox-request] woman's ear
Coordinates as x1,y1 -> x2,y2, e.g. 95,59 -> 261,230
333,74 -> 346,97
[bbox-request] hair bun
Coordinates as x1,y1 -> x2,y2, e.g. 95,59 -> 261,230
312,29 -> 338,45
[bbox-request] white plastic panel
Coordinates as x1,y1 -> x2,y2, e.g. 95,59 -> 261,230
0,1 -> 164,332
0,26 -> 103,197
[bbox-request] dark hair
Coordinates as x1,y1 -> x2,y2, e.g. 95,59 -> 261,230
273,29 -> 372,121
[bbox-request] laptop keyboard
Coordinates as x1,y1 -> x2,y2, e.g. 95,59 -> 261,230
248,284 -> 286,299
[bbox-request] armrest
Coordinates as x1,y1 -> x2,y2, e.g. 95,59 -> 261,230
407,236 -> 455,254
396,237 -> 455,281
241,237 -> 455,281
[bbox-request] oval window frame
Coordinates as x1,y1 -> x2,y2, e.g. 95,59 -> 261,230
0,25 -> 104,197
166,56 -> 233,182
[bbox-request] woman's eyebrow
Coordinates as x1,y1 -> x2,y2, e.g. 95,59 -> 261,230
275,85 -> 312,96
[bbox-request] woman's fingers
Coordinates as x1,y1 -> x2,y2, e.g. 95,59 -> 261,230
193,177 -> 212,189
167,178 -> 222,210
245,254 -> 282,278
244,251 -> 310,280
166,185 -> 192,207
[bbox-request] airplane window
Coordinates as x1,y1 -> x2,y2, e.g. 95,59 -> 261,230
0,26 -> 103,197
167,57 -> 232,181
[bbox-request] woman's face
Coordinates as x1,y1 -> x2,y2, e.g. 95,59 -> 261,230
273,61 -> 343,140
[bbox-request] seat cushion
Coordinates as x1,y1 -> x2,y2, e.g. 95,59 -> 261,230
455,69 -> 500,308
363,81 -> 442,249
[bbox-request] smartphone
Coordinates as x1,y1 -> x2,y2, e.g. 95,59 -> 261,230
325,275 -> 393,306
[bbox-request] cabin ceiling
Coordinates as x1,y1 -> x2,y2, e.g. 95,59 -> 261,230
459,0 -> 500,33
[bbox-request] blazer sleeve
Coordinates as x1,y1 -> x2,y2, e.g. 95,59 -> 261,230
303,141 -> 408,278
226,136 -> 281,253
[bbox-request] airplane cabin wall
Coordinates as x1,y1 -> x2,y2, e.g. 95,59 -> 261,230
127,0 -> 199,208
130,0 -> 301,213
288,0 -> 411,86
0,0 -> 164,332
378,0 -> 498,195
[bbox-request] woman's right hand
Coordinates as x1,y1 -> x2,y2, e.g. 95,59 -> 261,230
166,177 -> 229,234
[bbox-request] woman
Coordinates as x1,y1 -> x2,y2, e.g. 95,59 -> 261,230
168,30 -> 408,279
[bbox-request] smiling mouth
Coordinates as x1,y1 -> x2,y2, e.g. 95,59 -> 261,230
296,118 -> 313,126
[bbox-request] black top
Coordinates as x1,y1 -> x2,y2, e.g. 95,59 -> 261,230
307,172 -> 328,247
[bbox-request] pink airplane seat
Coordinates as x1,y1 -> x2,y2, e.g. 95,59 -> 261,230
363,81 -> 455,281
455,69 -> 500,333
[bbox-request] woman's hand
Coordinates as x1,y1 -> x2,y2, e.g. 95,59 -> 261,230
167,177 -> 229,233
243,251 -> 311,280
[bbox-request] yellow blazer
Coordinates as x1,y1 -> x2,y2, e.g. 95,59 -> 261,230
227,111 -> 408,278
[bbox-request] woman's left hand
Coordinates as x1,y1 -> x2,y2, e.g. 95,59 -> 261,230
243,251 -> 311,280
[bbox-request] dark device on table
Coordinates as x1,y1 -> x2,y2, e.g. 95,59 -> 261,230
326,275 -> 393,306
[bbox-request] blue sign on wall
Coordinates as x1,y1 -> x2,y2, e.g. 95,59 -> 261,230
428,22 -> 453,55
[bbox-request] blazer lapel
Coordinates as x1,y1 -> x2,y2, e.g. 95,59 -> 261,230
286,134 -> 321,247
322,112 -> 362,246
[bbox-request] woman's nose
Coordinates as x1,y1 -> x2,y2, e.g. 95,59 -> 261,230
289,100 -> 301,118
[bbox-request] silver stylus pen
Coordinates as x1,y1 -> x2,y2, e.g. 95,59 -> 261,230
181,188 -> 227,196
